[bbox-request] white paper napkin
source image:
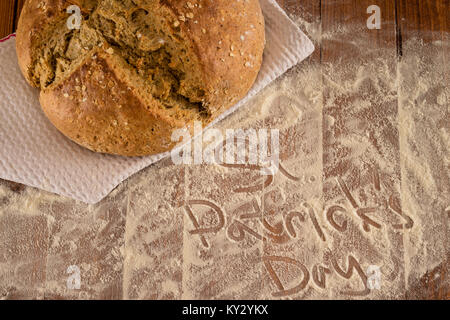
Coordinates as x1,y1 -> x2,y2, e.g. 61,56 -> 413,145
0,0 -> 314,203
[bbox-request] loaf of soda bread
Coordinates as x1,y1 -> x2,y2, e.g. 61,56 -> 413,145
16,0 -> 265,156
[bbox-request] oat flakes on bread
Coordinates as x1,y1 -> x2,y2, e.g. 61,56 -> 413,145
16,0 -> 265,156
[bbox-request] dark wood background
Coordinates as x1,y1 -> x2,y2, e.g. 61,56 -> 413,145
0,0 -> 448,300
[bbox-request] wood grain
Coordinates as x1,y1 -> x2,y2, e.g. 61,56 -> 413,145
398,0 -> 449,42
0,1 -> 16,38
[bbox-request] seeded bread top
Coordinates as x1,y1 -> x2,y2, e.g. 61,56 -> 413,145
16,0 -> 265,156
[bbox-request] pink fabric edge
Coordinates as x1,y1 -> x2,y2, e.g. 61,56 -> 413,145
0,33 -> 16,43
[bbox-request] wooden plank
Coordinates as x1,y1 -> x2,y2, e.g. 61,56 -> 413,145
321,0 -> 407,298
397,0 -> 449,300
0,1 -> 16,38
123,159 -> 185,299
0,211 -> 48,299
43,190 -> 128,299
397,0 -> 448,42
261,0 -> 325,299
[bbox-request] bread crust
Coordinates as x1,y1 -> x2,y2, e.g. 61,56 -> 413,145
16,0 -> 265,156
161,0 -> 265,117
16,0 -> 68,85
40,51 -> 186,156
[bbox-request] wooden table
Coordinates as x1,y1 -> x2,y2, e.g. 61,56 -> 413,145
0,0 -> 448,300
